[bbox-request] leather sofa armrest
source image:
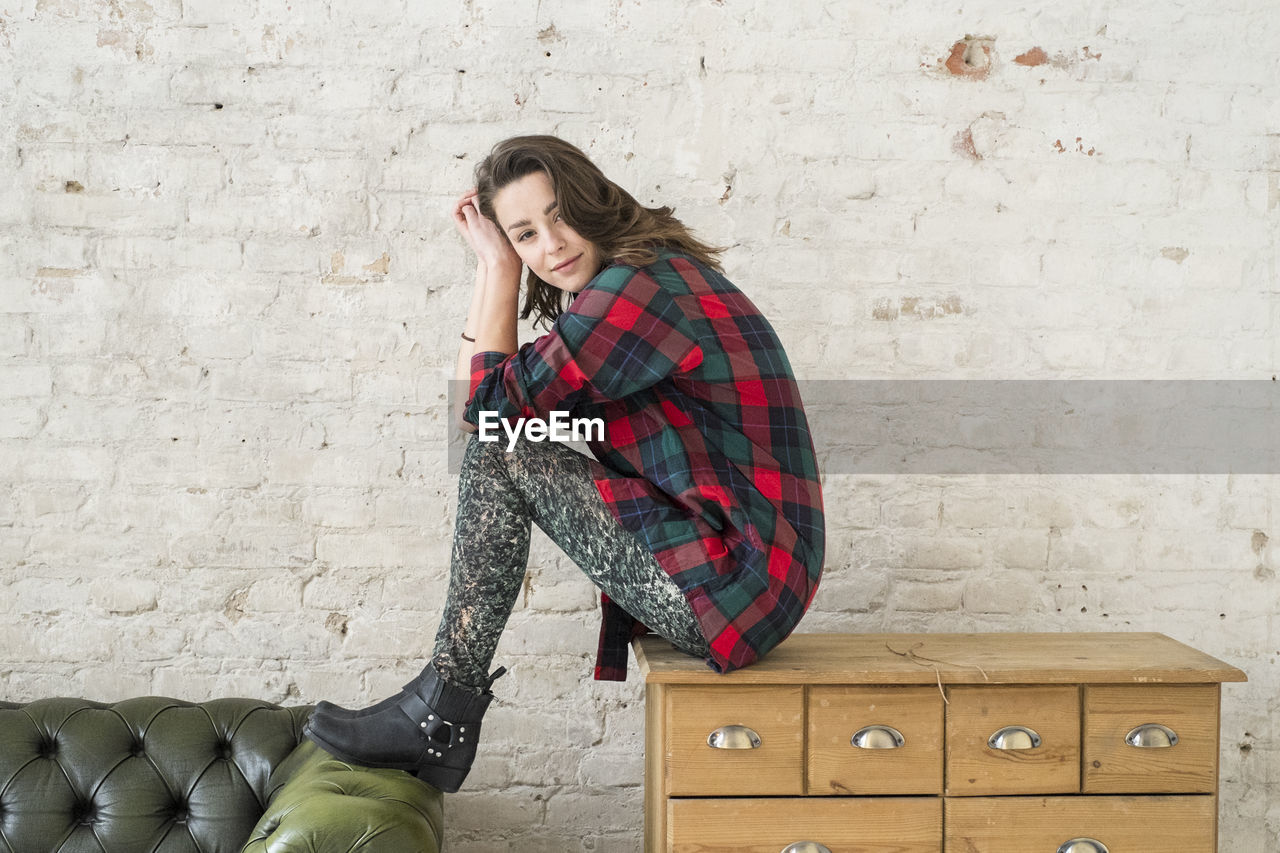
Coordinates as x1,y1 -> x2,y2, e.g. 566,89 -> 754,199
242,740 -> 444,853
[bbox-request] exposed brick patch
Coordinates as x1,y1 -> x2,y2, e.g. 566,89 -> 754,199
1054,137 -> 1098,156
953,128 -> 981,160
1015,47 -> 1050,67
362,252 -> 390,275
872,297 -> 898,321
1014,46 -> 1103,70
323,250 -> 391,285
944,36 -> 996,79
1252,530 -> 1269,555
223,589 -> 248,623
902,295 -> 966,319
324,612 -> 349,637
873,296 -> 968,320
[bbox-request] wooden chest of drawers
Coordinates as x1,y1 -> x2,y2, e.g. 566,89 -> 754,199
634,632 -> 1246,853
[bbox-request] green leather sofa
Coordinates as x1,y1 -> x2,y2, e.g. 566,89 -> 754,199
0,697 -> 443,853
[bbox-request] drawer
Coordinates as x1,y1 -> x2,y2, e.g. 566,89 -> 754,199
665,685 -> 803,796
945,795 -> 1216,852
808,686 -> 943,795
1083,684 -> 1219,794
669,796 -> 942,853
945,686 -> 1080,796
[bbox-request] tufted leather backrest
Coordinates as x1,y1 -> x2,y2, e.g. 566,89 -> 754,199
0,697 -> 310,853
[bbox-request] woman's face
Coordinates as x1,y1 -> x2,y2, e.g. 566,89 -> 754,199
491,170 -> 602,293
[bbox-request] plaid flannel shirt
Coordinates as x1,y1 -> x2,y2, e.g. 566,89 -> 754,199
463,249 -> 824,680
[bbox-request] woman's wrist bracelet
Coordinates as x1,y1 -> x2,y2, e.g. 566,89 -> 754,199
461,332 -> 476,342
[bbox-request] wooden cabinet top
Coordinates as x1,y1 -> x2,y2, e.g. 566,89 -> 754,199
633,632 -> 1247,685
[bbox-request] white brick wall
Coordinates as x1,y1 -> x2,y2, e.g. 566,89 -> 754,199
2,0 -> 1276,849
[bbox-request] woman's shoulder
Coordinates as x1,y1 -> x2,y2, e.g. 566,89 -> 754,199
584,250 -> 671,292
599,248 -> 724,287
579,250 -> 740,316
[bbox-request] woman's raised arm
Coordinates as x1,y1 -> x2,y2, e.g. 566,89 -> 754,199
452,191 -> 522,432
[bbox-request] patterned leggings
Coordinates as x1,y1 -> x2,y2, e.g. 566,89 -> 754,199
431,432 -> 710,693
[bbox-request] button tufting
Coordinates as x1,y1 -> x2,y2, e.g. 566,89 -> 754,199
1,697 -> 457,848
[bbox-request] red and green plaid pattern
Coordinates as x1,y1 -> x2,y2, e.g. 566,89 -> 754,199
464,250 -> 824,679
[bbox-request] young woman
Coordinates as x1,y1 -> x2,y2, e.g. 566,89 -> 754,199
304,135 -> 825,793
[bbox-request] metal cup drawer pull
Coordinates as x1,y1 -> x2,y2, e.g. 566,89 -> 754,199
706,725 -> 762,750
781,843 -> 832,853
988,725 -> 1042,750
1125,723 -> 1179,748
1057,839 -> 1109,853
851,724 -> 905,749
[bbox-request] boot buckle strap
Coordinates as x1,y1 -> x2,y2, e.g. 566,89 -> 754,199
398,690 -> 458,745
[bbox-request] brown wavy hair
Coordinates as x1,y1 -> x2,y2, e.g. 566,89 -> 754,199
473,135 -> 725,330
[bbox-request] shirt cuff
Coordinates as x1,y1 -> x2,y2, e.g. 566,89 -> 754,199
464,350 -> 511,419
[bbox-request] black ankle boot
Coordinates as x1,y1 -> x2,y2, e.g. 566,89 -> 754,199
303,663 -> 506,793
